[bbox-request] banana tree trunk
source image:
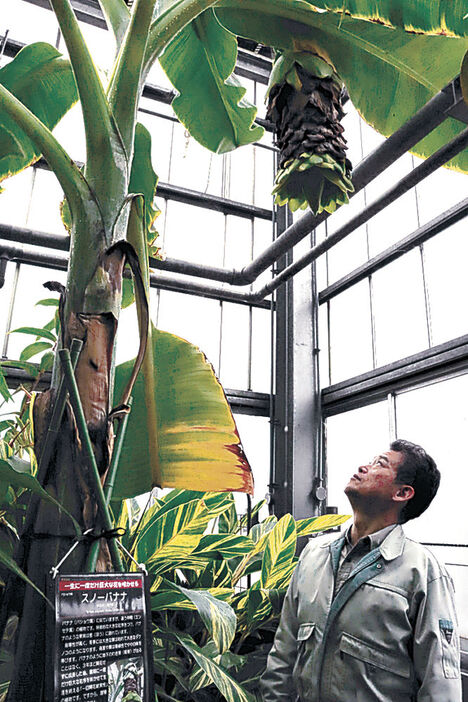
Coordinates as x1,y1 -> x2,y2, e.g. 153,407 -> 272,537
4,227 -> 127,701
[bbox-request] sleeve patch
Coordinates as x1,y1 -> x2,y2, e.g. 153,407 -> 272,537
439,619 -> 454,644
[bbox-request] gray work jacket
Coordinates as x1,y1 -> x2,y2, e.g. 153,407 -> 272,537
260,526 -> 461,702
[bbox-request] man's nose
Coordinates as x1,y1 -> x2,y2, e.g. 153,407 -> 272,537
358,464 -> 368,473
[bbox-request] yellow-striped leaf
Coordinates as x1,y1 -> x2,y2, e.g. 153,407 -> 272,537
132,491 -> 234,570
176,635 -> 254,702
260,514 -> 296,589
165,581 -> 236,653
296,513 -> 351,536
193,534 -> 254,559
301,0 -> 468,37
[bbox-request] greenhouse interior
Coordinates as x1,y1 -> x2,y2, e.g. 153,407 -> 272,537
0,0 -> 468,700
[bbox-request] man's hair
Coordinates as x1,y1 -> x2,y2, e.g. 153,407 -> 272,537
391,439 -> 440,523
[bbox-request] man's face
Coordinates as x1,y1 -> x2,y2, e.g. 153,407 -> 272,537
344,449 -> 406,506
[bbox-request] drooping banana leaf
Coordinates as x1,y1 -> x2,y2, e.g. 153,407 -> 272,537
113,325 -> 254,498
159,8 -> 263,153
297,0 -> 468,36
0,42 -> 77,186
216,1 -> 468,173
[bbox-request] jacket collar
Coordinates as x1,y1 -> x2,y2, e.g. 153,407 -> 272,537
322,524 -> 405,561
379,524 -> 405,561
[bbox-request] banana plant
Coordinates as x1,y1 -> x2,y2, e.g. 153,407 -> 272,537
0,0 -> 467,699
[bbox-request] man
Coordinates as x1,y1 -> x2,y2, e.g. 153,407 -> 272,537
261,439 -> 461,702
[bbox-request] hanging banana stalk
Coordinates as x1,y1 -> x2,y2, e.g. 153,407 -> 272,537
266,50 -> 354,214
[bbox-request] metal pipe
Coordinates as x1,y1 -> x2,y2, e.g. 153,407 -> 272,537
0,242 -> 271,308
59,348 -> 124,572
156,182 -> 272,220
319,197 -> 468,304
254,125 -> 468,300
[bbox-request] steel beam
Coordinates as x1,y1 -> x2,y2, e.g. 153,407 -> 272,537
156,182 -> 272,220
270,206 -> 320,520
322,334 -> 468,416
319,197 -> 468,304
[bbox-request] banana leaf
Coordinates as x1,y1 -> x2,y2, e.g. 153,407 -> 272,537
160,8 -> 263,153
113,326 -> 254,498
0,42 -> 77,186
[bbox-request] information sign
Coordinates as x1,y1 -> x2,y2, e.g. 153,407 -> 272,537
49,573 -> 153,702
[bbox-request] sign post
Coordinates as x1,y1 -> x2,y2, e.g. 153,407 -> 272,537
49,573 -> 153,702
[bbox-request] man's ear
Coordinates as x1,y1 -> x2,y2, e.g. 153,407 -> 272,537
393,485 -> 415,503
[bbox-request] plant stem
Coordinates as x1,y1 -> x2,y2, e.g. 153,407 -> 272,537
49,0 -> 128,232
108,0 -> 157,154
97,0 -> 130,48
87,400 -> 132,572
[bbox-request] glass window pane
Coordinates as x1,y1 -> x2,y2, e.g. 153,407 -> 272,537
325,191 -> 369,285
251,307 -> 271,393
364,152 -> 420,257
423,218 -> 468,346
325,401 -> 390,517
168,123 -> 223,195
319,303 -> 330,388
224,216 -> 252,269
229,147 -> 255,204
163,202 -> 225,266
7,264 -> 65,359
157,290 -> 221,374
219,303 -> 249,389
27,169 -> 66,234
329,281 -> 373,383
395,376 -> 468,548
233,414 -> 270,506
372,250 -> 429,367
254,145 -> 274,209
0,170 -> 33,226
415,164 -> 467,227
4,0 -> 58,45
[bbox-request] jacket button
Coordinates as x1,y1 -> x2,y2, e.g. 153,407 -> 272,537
376,564 -> 382,569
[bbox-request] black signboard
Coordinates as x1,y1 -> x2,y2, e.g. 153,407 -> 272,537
49,573 -> 153,702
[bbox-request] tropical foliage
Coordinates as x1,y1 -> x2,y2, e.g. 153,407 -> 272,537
116,489 -> 350,701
